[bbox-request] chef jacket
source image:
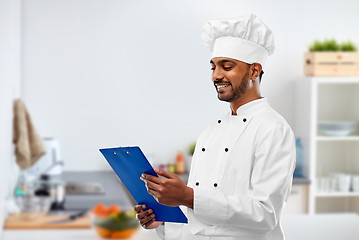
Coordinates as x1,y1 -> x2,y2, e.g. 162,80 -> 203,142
156,98 -> 296,240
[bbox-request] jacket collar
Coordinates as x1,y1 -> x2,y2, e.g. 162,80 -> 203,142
232,97 -> 267,116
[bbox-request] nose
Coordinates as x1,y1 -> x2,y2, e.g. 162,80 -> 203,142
212,68 -> 224,82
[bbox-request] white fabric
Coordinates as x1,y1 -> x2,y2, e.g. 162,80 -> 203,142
155,224 -> 165,239
202,14 -> 275,67
212,36 -> 267,66
157,98 -> 296,240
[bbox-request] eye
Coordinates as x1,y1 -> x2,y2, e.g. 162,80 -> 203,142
223,66 -> 233,71
210,66 -> 215,71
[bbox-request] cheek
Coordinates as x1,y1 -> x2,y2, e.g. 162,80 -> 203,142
225,72 -> 239,83
227,69 -> 247,83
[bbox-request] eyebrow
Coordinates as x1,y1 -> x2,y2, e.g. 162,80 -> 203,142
210,59 -> 237,65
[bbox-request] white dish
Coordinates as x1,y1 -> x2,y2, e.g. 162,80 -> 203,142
320,130 -> 353,137
318,121 -> 357,137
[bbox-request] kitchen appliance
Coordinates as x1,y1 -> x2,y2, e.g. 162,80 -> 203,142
23,138 -> 66,210
34,174 -> 66,210
25,137 -> 63,176
14,194 -> 51,220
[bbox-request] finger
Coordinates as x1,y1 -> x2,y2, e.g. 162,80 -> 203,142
139,212 -> 155,225
145,179 -> 161,192
141,174 -> 163,184
134,204 -> 146,213
140,213 -> 156,226
147,188 -> 159,202
136,209 -> 153,220
142,217 -> 155,229
154,168 -> 176,179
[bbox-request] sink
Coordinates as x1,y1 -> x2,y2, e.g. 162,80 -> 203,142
61,171 -> 134,211
65,182 -> 105,195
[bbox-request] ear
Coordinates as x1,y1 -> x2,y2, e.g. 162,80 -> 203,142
250,63 -> 262,81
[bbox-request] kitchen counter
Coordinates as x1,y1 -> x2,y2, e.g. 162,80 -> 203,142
2,227 -> 160,240
292,176 -> 310,184
3,214 -> 359,240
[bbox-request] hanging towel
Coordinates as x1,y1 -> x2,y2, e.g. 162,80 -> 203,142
13,99 -> 46,170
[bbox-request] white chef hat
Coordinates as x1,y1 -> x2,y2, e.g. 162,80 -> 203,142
202,14 -> 275,67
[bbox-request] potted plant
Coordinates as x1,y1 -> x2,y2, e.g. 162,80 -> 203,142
304,39 -> 359,76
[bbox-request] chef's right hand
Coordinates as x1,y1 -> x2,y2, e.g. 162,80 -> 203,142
134,204 -> 163,229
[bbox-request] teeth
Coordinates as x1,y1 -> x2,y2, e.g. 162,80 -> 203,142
217,85 -> 229,89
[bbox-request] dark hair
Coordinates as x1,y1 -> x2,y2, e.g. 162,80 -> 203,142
259,70 -> 264,83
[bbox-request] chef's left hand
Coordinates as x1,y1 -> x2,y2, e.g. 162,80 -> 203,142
141,168 -> 193,209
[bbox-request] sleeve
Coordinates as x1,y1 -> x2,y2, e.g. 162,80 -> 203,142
155,224 -> 165,239
155,223 -> 186,240
156,206 -> 188,240
193,124 -> 296,234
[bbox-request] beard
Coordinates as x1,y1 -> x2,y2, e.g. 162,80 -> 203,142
215,70 -> 250,102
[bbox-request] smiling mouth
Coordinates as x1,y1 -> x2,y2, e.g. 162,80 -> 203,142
215,84 -> 231,91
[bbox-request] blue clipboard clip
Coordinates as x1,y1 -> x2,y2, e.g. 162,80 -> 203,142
99,146 -> 188,224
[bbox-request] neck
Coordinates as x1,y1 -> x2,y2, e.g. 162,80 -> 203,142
230,84 -> 262,115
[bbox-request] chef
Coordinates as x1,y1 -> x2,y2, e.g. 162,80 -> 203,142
135,14 -> 296,240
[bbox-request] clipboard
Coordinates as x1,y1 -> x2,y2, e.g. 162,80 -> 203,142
99,146 -> 188,223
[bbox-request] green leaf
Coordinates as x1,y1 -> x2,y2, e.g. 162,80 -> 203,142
187,142 -> 196,156
308,39 -> 357,52
341,41 -> 357,51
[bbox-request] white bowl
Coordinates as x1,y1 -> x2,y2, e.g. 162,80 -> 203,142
318,121 -> 357,137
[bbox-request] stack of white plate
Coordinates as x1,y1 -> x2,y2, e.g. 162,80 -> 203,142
318,121 -> 357,137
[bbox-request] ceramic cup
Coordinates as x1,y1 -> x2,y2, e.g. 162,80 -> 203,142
317,177 -> 330,192
335,174 -> 351,192
352,175 -> 359,192
329,176 -> 337,192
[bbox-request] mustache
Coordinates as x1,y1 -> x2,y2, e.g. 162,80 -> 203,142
214,80 -> 231,85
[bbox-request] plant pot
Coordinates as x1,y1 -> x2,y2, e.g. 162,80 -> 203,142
304,52 -> 359,76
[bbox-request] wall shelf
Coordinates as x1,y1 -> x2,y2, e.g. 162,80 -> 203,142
316,192 -> 359,198
295,77 -> 359,214
316,136 -> 359,142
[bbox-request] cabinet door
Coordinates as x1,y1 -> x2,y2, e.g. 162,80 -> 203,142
283,184 -> 309,214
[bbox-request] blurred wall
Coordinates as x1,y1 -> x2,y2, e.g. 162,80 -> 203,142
0,0 -> 22,234
21,0 -> 359,170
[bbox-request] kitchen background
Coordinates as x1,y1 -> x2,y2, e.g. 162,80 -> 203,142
1,0 -> 359,239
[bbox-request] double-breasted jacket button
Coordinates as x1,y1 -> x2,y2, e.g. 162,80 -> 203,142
202,148 -> 205,152
225,148 -> 229,152
196,182 -> 199,186
218,120 -> 221,124
214,183 -> 218,187
243,118 -> 247,122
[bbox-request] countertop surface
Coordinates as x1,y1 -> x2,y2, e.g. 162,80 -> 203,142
3,214 -> 359,240
2,227 -> 160,240
292,176 -> 311,184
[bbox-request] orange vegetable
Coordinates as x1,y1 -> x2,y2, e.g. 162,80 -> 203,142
92,203 -> 107,217
107,204 -> 121,215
